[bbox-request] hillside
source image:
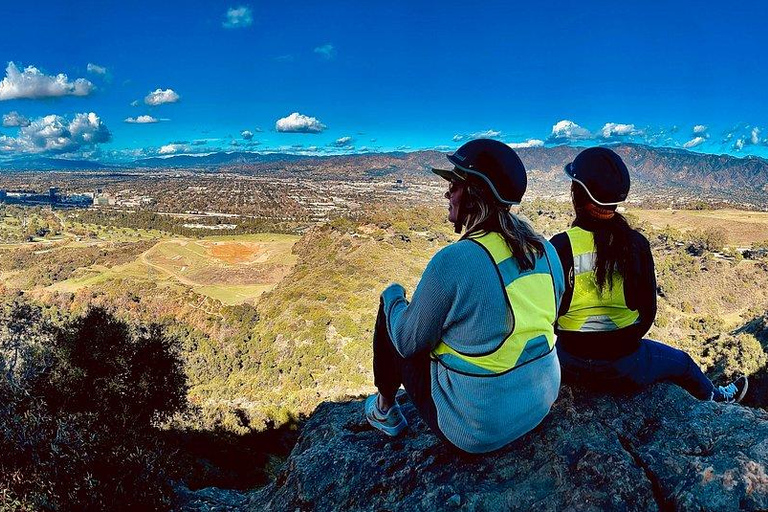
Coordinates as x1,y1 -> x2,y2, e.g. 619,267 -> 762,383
185,203 -> 768,433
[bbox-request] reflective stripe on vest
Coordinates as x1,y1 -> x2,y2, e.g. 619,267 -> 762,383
556,226 -> 640,332
431,232 -> 557,376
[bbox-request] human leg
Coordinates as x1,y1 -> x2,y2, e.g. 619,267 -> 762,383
614,339 -> 717,400
370,301 -> 449,442
372,300 -> 403,408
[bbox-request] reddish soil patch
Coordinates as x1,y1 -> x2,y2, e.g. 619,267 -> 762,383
208,242 -> 262,264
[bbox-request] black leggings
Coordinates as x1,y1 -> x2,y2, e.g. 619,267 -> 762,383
372,301 -> 452,446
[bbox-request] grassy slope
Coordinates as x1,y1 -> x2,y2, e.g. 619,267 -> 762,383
191,205 -> 768,430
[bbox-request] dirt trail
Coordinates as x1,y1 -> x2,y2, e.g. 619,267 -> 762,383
139,248 -> 202,287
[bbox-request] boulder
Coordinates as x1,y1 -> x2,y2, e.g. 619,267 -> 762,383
182,384 -> 768,511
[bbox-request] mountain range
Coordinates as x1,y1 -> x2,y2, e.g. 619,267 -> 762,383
2,143 -> 767,206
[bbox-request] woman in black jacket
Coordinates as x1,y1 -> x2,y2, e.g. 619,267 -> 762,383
551,147 -> 747,403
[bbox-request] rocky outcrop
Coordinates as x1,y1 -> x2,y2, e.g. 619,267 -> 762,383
181,384 -> 768,511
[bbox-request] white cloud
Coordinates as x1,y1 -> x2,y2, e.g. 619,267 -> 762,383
124,115 -> 160,124
241,130 -> 254,140
0,62 -> 94,101
0,112 -> 110,154
693,124 -> 707,135
751,127 -> 760,145
275,112 -> 327,133
333,136 -> 353,147
470,129 -> 501,139
2,111 -> 30,127
130,100 -> 140,107
600,123 -> 641,138
734,138 -> 746,151
548,120 -> 592,142
144,88 -> 180,106
683,136 -> 706,149
223,6 -> 253,29
507,139 -> 545,149
86,63 -> 107,75
314,44 -> 336,60
453,130 -> 501,142
159,143 -> 188,154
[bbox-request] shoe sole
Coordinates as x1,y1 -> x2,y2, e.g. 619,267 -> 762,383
366,414 -> 407,437
736,377 -> 749,403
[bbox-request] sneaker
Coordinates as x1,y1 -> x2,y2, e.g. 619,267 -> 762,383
365,394 -> 407,437
714,376 -> 749,403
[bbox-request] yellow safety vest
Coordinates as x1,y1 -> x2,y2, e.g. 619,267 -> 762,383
556,226 -> 640,332
431,232 -> 558,376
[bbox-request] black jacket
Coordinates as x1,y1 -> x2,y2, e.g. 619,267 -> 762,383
550,226 -> 657,360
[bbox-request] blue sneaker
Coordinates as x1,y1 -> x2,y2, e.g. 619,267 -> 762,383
714,376 -> 748,403
365,394 -> 407,437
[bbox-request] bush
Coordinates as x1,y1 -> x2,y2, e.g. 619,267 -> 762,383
0,302 -> 188,511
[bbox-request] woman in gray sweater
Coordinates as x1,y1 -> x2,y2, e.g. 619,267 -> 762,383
365,139 -> 565,454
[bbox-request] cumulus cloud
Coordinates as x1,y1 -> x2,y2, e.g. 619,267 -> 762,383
507,139 -> 545,149
124,115 -> 161,124
548,120 -> 592,142
683,136 -> 706,149
241,130 -> 254,140
734,138 -> 746,151
314,44 -> 336,60
452,134 -> 464,142
0,112 -> 110,154
158,143 -> 189,154
144,88 -> 180,106
751,127 -> 760,145
0,62 -> 94,100
2,111 -> 30,127
223,6 -> 253,28
86,63 -> 107,75
275,112 -> 326,133
600,122 -> 641,138
333,136 -> 353,147
693,124 -> 707,135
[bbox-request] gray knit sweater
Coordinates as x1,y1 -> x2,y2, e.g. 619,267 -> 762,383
381,238 -> 564,453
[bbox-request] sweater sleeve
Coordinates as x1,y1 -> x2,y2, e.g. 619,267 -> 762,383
380,248 -> 455,358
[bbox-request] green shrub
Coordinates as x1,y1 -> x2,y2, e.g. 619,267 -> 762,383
0,302 -> 188,511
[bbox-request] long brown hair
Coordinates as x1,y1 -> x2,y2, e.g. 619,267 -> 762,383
571,183 -> 636,293
459,180 -> 545,271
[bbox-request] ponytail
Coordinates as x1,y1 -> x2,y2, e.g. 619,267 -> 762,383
572,185 -> 637,294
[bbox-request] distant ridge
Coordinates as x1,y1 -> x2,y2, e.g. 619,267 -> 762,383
2,144 -> 767,205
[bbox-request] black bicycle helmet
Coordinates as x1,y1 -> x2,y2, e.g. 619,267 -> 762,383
564,147 -> 631,206
432,138 -> 527,205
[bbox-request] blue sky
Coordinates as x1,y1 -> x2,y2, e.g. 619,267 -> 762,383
1,1 -> 767,162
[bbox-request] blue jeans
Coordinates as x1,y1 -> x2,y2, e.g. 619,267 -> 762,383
557,338 -> 717,400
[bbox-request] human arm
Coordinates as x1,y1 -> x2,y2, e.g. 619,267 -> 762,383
380,248 -> 456,359
625,232 -> 657,337
549,232 -> 573,319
